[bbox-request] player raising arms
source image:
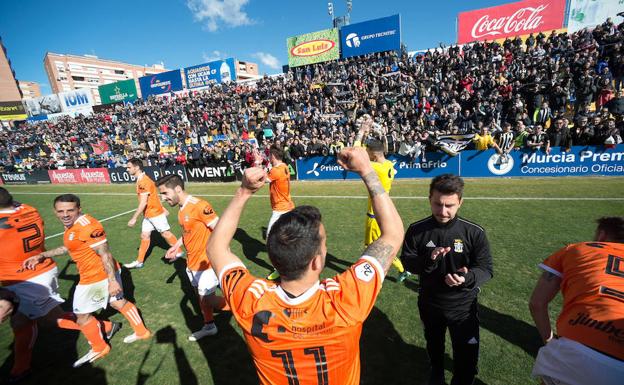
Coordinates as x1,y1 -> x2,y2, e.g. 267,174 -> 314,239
124,159 -> 180,269
23,194 -> 151,367
263,145 -> 295,280
156,174 -> 227,341
207,147 -> 404,385
355,115 -> 410,282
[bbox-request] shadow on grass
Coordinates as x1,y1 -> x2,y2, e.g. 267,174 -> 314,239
233,228 -> 273,273
168,258 -> 258,385
360,306 -> 435,385
479,304 -> 542,358
324,252 -> 352,275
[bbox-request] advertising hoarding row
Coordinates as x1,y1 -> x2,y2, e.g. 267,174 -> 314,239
98,79 -> 138,105
296,145 -> 624,180
457,0 -> 567,44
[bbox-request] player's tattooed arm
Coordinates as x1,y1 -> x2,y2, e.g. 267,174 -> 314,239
22,246 -> 68,270
362,171 -> 386,198
364,238 -> 395,273
94,242 -> 117,281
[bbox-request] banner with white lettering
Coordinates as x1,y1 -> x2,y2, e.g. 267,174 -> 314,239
48,168 -> 110,184
0,170 -> 51,185
457,0 -> 566,44
185,164 -> 237,182
460,145 -> 624,177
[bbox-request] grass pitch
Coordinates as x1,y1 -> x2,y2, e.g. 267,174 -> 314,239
1,177 -> 623,385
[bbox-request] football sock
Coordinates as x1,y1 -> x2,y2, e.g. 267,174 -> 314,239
392,257 -> 405,273
81,317 -> 108,352
119,302 -> 148,336
137,239 -> 150,263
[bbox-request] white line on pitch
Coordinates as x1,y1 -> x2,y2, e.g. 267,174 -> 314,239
11,192 -> 624,201
44,208 -> 136,240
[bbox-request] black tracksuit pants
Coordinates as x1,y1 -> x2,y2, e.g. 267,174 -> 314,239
418,299 -> 480,385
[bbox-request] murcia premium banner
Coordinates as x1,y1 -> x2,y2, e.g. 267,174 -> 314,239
457,0 -> 566,44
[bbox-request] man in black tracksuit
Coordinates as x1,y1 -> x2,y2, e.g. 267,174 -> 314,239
400,174 -> 493,385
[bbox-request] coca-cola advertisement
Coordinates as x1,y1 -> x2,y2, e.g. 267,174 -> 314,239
48,168 -> 111,184
457,0 -> 566,44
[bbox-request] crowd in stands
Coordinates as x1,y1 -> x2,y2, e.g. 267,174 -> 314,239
1,17 -> 623,172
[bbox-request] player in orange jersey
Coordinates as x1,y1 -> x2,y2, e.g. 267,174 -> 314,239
0,188 -> 98,381
23,194 -> 151,368
156,174 -> 227,341
206,147 -> 404,385
264,145 -> 295,280
529,217 -> 624,385
124,159 -> 180,269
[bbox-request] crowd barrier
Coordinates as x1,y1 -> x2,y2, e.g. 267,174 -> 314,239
2,145 -> 622,185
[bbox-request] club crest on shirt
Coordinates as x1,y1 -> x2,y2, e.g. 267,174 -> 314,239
454,239 -> 464,253
68,232 -> 75,241
184,215 -> 190,222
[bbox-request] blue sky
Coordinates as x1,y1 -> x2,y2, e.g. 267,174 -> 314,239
2,0 -> 515,93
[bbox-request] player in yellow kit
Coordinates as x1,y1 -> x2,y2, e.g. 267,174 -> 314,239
355,115 -> 410,282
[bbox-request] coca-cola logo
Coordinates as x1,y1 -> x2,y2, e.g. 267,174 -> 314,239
471,5 -> 548,39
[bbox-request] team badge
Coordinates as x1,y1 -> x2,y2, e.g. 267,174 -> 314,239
69,232 -> 75,241
453,239 -> 464,253
184,215 -> 190,222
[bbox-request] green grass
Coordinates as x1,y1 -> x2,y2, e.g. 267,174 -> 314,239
1,177 -> 624,385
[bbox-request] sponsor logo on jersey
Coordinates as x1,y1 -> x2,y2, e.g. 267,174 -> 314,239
90,229 -> 105,238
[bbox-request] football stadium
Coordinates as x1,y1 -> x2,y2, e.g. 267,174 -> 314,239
1,1 -> 623,385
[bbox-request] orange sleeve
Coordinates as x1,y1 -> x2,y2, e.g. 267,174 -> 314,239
137,180 -> 149,195
81,221 -> 108,248
267,167 -> 277,182
327,256 -> 385,325
219,263 -> 258,315
540,245 -> 568,277
198,201 -> 218,228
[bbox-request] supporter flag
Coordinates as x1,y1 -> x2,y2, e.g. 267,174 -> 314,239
435,134 -> 476,156
91,140 -> 109,155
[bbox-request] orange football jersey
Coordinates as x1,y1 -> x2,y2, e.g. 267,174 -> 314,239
64,214 -> 119,285
268,163 -> 294,212
0,204 -> 55,286
178,195 -> 218,271
136,173 -> 165,218
541,242 -> 624,360
220,256 -> 384,385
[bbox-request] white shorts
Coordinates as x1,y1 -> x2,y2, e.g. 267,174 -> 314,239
4,267 -> 64,319
532,337 -> 624,385
186,267 -> 219,296
72,271 -> 124,314
142,213 -> 171,233
267,210 -> 289,236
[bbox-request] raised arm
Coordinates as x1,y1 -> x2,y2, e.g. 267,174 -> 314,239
207,167 -> 267,277
337,147 -> 404,273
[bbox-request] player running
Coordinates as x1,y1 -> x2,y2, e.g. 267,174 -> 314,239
23,194 -> 151,367
355,115 -> 410,282
156,174 -> 227,341
124,158 -> 180,269
263,145 -> 295,280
